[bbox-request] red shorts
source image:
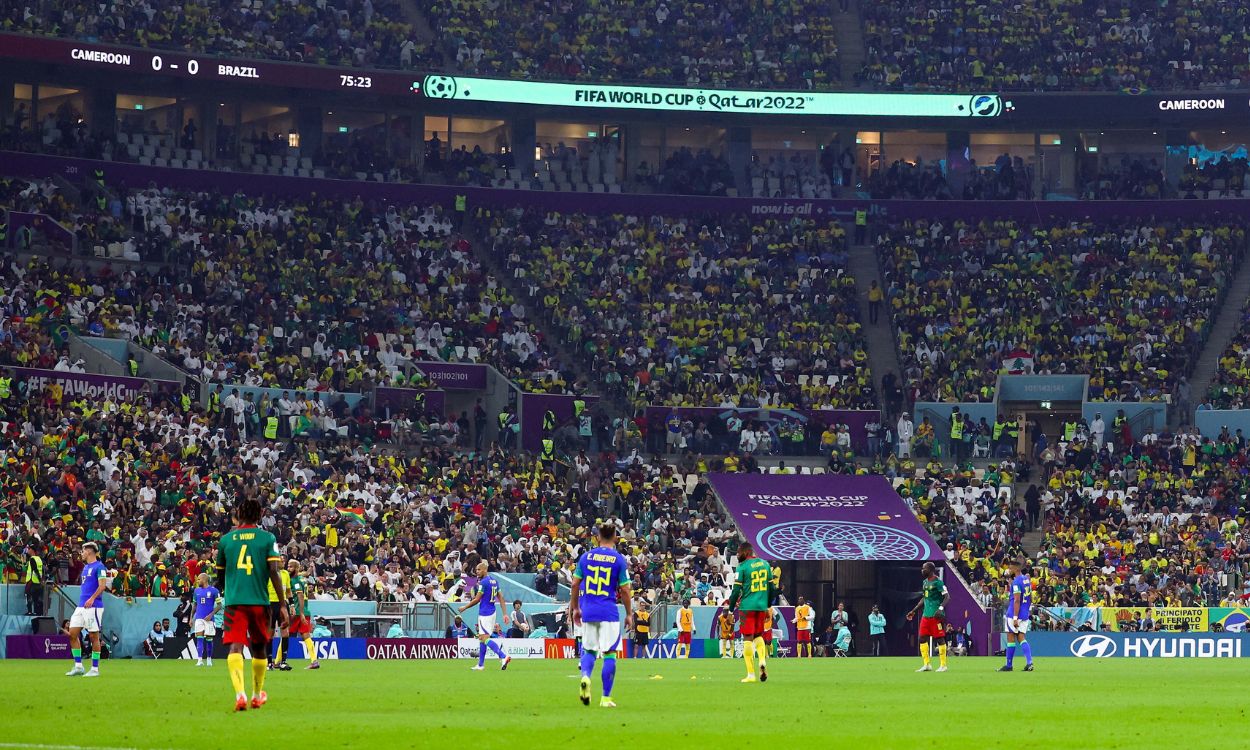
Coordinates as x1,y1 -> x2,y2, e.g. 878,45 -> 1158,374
289,616 -> 311,637
223,605 -> 272,646
919,616 -> 946,639
797,630 -> 812,642
740,611 -> 767,638
764,628 -> 773,644
678,632 -> 692,645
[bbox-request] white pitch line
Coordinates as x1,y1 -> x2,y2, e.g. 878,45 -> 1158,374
0,743 -> 178,750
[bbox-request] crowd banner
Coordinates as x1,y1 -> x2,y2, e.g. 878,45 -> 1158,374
6,365 -> 179,403
1208,607 -> 1250,632
1040,606 -> 1101,630
457,638 -> 545,659
519,393 -> 599,452
414,361 -> 488,390
366,638 -> 460,660
643,406 -> 879,453
1100,607 -> 1209,632
6,634 -> 71,659
373,387 -> 447,419
1029,631 -> 1248,658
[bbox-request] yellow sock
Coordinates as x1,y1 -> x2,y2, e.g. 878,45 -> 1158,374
227,653 -> 245,696
742,639 -> 756,676
921,643 -> 931,666
938,643 -> 948,667
252,659 -> 267,695
752,637 -> 767,668
273,642 -> 283,663
304,638 -> 316,660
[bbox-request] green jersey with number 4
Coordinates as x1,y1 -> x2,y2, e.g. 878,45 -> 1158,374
731,557 -> 775,611
215,526 -> 280,606
922,576 -> 948,617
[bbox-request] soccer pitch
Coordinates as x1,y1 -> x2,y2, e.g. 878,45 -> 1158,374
0,658 -> 1239,749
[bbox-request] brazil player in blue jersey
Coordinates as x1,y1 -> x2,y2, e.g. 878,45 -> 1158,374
459,561 -> 512,671
192,573 -> 222,667
570,523 -> 633,708
999,558 -> 1034,672
66,542 -> 109,677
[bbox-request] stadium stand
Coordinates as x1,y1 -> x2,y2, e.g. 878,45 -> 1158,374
859,0 -> 1250,91
1,190 -> 569,394
879,216 -> 1246,403
424,0 -> 840,88
490,209 -> 875,413
3,0 -> 433,70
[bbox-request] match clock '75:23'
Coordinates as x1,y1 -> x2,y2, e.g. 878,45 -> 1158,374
339,75 -> 372,88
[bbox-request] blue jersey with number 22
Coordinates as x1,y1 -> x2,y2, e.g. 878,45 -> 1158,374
574,547 -> 630,623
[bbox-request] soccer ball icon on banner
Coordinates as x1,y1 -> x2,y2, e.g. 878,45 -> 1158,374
755,520 -> 932,561
423,75 -> 459,99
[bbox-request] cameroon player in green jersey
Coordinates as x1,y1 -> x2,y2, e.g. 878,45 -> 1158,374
906,561 -> 950,673
725,542 -> 778,684
216,497 -> 288,711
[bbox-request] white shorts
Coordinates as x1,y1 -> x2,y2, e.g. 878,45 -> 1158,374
70,607 -> 103,633
478,613 -> 496,636
582,621 -> 622,654
193,618 -> 216,636
1004,616 -> 1031,634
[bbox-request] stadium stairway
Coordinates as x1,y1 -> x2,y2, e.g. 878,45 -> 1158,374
847,241 -> 902,416
1183,250 -> 1250,422
1021,530 -> 1046,558
394,0 -> 440,52
833,0 -> 867,85
465,213 -> 631,420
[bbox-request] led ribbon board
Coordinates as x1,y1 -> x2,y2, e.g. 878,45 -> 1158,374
421,75 -> 1007,118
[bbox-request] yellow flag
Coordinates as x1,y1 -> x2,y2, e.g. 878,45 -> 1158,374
24,484 -> 34,505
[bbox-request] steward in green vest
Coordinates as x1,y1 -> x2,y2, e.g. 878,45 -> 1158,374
540,438 -> 555,462
0,375 -> 10,400
127,357 -> 139,376
543,409 -> 557,432
180,392 -> 191,412
264,416 -> 279,440
573,398 -> 586,418
1063,421 -> 1077,441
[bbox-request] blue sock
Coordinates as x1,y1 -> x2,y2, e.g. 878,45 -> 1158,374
579,649 -> 596,679
601,655 -> 616,697
478,641 -> 487,667
1020,641 -> 1032,665
205,640 -> 213,659
487,640 -> 506,659
91,652 -> 99,669
196,637 -> 205,658
1005,643 -> 1016,668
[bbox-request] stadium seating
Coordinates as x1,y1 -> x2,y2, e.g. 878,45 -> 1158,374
879,217 -> 1245,403
859,0 -> 1250,91
1207,307 -> 1250,409
490,209 -> 876,414
6,0 -> 433,70
894,421 -> 1244,608
1,189 -> 568,394
425,0 -> 839,88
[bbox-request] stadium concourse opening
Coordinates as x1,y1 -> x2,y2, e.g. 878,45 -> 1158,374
709,474 -> 991,657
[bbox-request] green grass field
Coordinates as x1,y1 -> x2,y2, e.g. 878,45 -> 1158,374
0,657 -> 1242,749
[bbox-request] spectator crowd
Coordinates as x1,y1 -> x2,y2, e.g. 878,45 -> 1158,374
880,216 -> 1244,403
